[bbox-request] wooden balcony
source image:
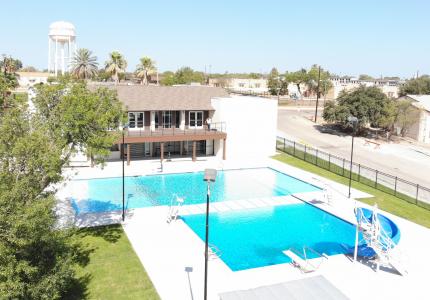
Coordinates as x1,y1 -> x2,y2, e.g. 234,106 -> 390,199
118,122 -> 227,144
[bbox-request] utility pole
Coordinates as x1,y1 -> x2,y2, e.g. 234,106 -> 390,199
314,66 -> 321,123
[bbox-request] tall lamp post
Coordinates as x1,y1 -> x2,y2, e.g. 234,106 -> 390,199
121,124 -> 129,222
313,66 -> 321,123
203,169 -> 217,300
347,116 -> 358,198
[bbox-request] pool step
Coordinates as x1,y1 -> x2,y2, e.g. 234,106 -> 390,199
180,196 -> 303,216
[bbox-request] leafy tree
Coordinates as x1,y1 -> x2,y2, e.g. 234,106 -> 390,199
285,68 -> 308,97
0,55 -> 22,74
267,68 -> 288,96
175,67 -> 204,84
0,78 -> 125,298
0,107 -> 81,299
160,71 -> 176,86
359,74 -> 374,81
33,81 -> 124,165
135,56 -> 156,85
19,66 -> 39,72
306,65 -> 332,98
399,76 -> 430,96
394,99 -> 421,136
71,48 -> 99,80
105,51 -> 127,84
0,72 -> 18,109
160,67 -> 204,86
323,85 -> 393,131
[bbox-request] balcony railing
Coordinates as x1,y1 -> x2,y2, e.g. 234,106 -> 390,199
124,122 -> 226,138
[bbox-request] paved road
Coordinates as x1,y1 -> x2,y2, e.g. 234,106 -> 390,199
277,107 -> 430,189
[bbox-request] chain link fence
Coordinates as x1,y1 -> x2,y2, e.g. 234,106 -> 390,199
276,137 -> 430,210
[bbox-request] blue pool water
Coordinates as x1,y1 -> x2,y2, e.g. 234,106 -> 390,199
183,204 -> 362,271
71,168 -> 320,214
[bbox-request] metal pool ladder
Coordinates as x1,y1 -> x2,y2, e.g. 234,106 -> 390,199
167,195 -> 184,223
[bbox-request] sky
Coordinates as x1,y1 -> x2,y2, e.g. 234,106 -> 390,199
1,0 -> 429,78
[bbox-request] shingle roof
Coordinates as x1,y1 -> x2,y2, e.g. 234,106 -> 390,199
90,84 -> 229,111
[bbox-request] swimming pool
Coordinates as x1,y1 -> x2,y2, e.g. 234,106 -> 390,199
70,168 -> 320,214
183,203 -> 362,271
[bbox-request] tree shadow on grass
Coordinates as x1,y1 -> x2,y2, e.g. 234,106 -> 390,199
77,224 -> 123,243
63,273 -> 92,300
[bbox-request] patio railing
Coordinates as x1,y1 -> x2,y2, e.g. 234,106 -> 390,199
276,136 -> 430,210
124,122 -> 226,138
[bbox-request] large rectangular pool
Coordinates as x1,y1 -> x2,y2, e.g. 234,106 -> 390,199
183,203 -> 360,271
70,168 -> 320,214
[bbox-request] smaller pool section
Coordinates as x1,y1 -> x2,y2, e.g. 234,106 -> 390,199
70,168 -> 320,214
183,203 -> 363,271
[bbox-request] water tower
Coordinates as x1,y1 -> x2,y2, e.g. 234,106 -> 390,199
48,21 -> 76,76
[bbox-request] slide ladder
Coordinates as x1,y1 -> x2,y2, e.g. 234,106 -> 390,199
356,207 -> 407,275
166,195 -> 184,223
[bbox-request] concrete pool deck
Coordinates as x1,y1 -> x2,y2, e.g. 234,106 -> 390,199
56,156 -> 430,299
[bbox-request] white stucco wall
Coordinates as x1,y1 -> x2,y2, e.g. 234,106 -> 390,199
211,95 -> 277,160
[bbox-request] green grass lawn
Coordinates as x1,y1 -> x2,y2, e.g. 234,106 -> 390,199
273,152 -> 430,228
66,224 -> 160,300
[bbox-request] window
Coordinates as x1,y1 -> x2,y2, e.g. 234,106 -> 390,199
155,112 -> 159,128
189,111 -> 203,128
128,112 -> 136,128
162,111 -> 172,128
175,111 -> 180,128
238,83 -> 245,88
255,83 -> 261,88
128,112 -> 144,129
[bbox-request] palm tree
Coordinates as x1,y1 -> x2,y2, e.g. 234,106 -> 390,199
135,56 -> 156,85
70,48 -> 98,80
105,51 -> 127,84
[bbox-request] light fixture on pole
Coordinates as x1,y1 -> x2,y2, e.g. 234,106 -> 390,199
347,116 -> 358,198
121,123 -> 129,222
203,168 -> 217,300
314,66 -> 321,123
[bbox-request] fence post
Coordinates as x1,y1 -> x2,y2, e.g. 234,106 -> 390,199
283,138 -> 286,152
304,145 -> 307,161
358,164 -> 361,182
315,149 -> 319,166
328,154 -> 331,171
293,141 -> 296,156
342,158 -> 345,176
375,170 -> 378,188
416,184 -> 419,204
394,176 -> 397,196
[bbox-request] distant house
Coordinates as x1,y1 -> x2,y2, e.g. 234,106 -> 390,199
209,78 -> 268,93
397,95 -> 430,144
90,84 -> 278,163
16,72 -> 50,89
328,77 -> 401,100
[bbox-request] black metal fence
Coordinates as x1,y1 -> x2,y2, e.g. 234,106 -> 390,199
276,137 -> 430,210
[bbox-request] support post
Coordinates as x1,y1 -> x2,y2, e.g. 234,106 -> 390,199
222,138 -> 226,160
160,142 -> 164,162
328,154 -> 331,171
375,170 -> 378,188
304,145 -> 307,161
314,66 -> 321,123
192,141 -> 196,162
394,176 -> 397,196
348,134 -> 355,198
127,144 -> 130,166
416,184 -> 419,204
180,141 -> 183,155
358,164 -> 361,182
293,141 -> 296,156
